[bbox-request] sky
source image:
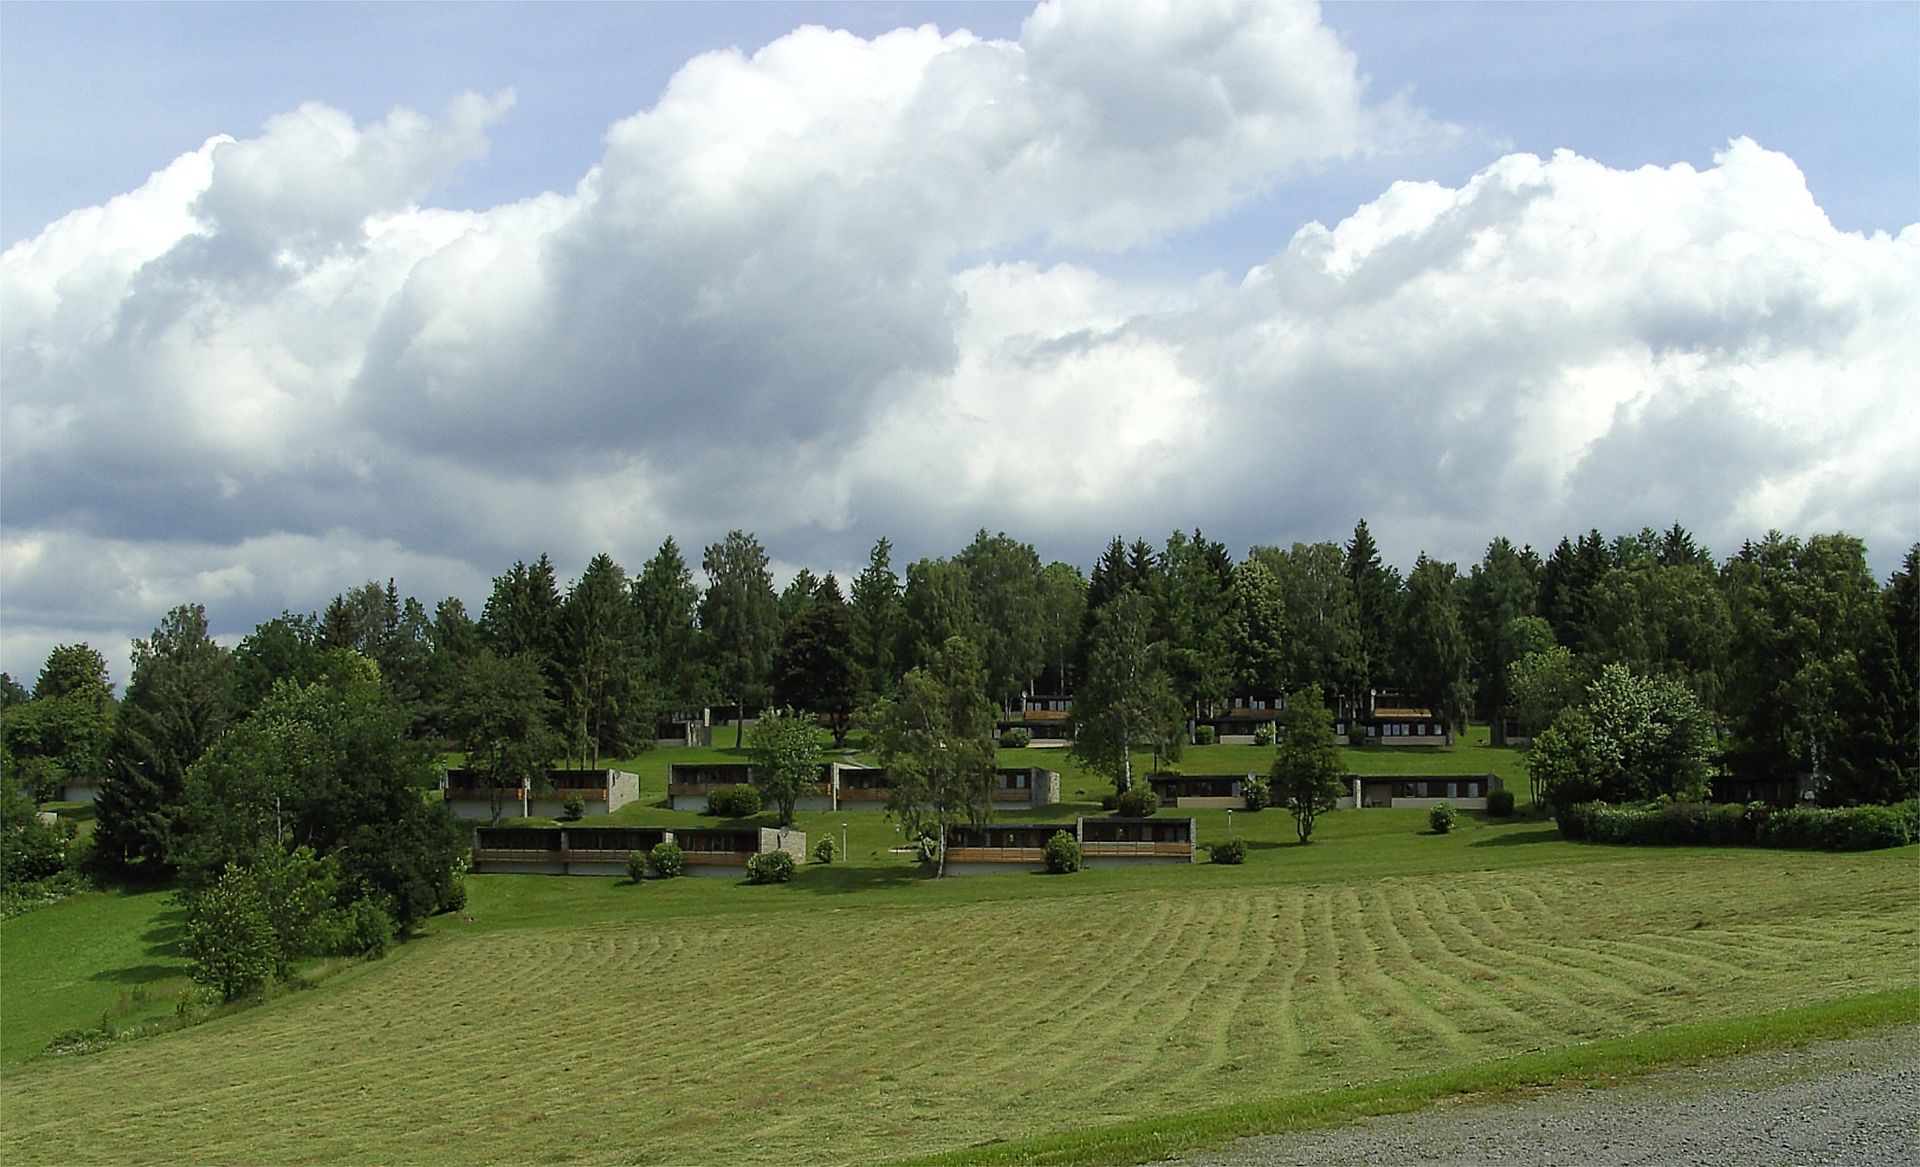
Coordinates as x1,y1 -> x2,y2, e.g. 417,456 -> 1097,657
2,0 -> 1916,690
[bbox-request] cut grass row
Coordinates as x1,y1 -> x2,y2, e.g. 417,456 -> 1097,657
3,845 -> 1913,1165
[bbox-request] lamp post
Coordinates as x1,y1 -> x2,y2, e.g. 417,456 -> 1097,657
1226,808 -> 1233,838
841,822 -> 849,864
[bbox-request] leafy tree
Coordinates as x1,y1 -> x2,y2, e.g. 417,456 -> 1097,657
1034,562 -> 1087,695
1825,544 -> 1918,805
1586,562 -> 1731,709
773,592 -> 858,747
866,636 -> 996,877
0,644 -> 117,802
749,707 -> 820,827
2,780 -> 72,887
95,605 -> 235,872
1157,530 -> 1237,721
1271,686 -> 1347,844
1228,557 -> 1290,696
1528,663 -> 1714,816
1397,554 -> 1473,730
1464,538 -> 1540,741
849,537 -> 904,703
956,530 -> 1047,708
1259,541 -> 1364,699
1540,530 -> 1611,652
899,558 -> 982,674
1507,643 -> 1585,738
1072,590 -> 1180,794
632,538 -> 702,711
0,674 -> 28,711
699,531 -> 780,748
1722,532 -> 1880,786
451,649 -> 560,824
183,864 -> 279,1001
232,613 -> 325,716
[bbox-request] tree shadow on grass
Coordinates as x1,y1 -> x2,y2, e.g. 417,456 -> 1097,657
141,907 -> 187,954
88,963 -> 184,985
1469,827 -> 1564,847
791,864 -> 937,895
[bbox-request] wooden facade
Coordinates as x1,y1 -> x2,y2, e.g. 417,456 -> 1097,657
943,816 -> 1196,873
444,768 -> 640,821
472,824 -> 804,877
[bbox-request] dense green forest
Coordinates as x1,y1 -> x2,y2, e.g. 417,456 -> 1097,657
7,522 -> 1917,823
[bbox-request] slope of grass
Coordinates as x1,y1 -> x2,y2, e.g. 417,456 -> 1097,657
0,887 -> 191,1066
2,844 -> 1913,1166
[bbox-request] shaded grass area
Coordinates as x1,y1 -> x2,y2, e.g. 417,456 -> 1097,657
902,988 -> 1920,1167
0,887 -> 191,1065
2,847 -> 1913,1165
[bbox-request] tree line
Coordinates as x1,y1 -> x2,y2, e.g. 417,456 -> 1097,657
4,521 -> 1915,877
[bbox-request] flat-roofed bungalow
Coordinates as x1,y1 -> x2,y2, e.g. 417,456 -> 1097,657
1079,816 -> 1196,865
992,766 -> 1061,808
444,768 -> 640,820
666,763 -> 755,811
943,823 -> 1077,874
835,765 -> 892,807
672,826 -> 806,875
1363,705 -> 1451,746
1353,775 -> 1499,809
996,693 -> 1074,743
471,825 -> 670,875
1146,772 -> 1250,809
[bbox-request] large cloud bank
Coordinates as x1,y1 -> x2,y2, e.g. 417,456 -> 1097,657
3,0 -> 1915,681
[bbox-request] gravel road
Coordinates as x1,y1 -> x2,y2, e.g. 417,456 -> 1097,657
1173,1026 -> 1919,1167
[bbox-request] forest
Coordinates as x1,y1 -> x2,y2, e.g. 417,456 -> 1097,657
4,521 -> 1916,883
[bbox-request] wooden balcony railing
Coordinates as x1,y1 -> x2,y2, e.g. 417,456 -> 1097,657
837,786 -> 890,802
990,788 -> 1035,801
1080,841 -> 1192,857
944,846 -> 1048,864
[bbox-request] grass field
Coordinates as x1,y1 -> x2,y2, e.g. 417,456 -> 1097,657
3,796 -> 1914,1165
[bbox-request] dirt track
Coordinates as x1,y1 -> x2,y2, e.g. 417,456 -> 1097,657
1174,1025 -> 1920,1166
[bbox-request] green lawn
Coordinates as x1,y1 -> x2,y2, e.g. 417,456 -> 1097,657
3,800 -> 1914,1165
0,887 -> 191,1066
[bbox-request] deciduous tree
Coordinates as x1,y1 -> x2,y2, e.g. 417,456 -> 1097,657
1271,685 -> 1346,844
866,636 -> 996,877
749,707 -> 820,827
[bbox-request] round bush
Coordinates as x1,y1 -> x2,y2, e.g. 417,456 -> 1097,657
627,849 -> 649,882
1193,725 -> 1217,746
559,795 -> 587,822
745,849 -> 796,884
707,785 -> 762,818
1486,788 -> 1516,817
1207,838 -> 1247,865
648,840 -> 684,879
813,835 -> 837,865
998,727 -> 1032,749
1429,802 -> 1457,834
1241,776 -> 1270,812
1043,830 -> 1082,874
1252,723 -> 1277,747
1115,786 -> 1159,818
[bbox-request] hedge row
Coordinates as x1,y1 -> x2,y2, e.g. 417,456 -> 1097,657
1558,799 -> 1918,851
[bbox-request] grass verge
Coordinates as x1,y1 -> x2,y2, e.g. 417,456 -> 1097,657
901,988 -> 1920,1166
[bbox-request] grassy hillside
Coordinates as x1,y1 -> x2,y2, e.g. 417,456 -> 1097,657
3,811 -> 1914,1165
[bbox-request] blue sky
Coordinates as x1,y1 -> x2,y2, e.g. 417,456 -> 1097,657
1,1 -> 1916,686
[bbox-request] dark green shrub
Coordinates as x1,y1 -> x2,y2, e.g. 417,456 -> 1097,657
1099,793 -> 1119,811
1115,786 -> 1159,817
1252,723 -> 1277,747
745,849 -> 796,884
1486,788 -> 1516,817
812,835 -> 837,865
1193,725 -> 1217,746
1428,802 -> 1456,834
1758,802 -> 1917,851
559,795 -> 586,822
627,850 -> 649,882
182,870 -> 278,1001
1207,838 -> 1247,865
648,840 -> 684,879
706,785 -> 762,818
340,897 -> 394,960
1043,830 -> 1081,874
998,728 -> 1031,749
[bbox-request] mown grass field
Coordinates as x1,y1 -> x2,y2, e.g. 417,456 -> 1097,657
3,795 -> 1915,1165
